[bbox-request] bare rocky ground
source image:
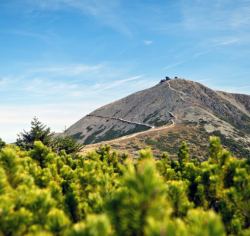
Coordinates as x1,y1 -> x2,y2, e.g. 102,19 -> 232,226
65,78 -> 250,158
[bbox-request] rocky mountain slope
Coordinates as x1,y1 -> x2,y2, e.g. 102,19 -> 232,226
65,78 -> 250,157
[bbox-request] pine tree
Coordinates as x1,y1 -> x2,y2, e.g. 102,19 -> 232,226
0,138 -> 5,150
16,117 -> 53,150
178,141 -> 190,171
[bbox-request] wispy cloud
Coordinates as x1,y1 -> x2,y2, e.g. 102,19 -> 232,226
210,37 -> 240,46
143,40 -> 153,46
26,0 -> 132,36
2,29 -> 54,43
180,0 -> 250,31
0,63 -> 146,98
230,5 -> 250,28
95,75 -> 144,91
215,84 -> 250,94
28,64 -> 103,76
162,34 -> 245,72
163,61 -> 186,71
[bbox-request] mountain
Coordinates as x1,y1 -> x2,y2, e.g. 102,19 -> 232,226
65,78 -> 250,158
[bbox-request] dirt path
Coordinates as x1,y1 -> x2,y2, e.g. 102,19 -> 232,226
166,80 -> 186,102
86,114 -> 154,128
80,119 -> 175,153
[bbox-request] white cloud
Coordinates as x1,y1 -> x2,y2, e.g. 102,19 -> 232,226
214,85 -> 250,95
211,37 -> 240,46
0,63 -> 104,98
163,61 -> 186,71
9,64 -> 146,98
143,40 -> 153,45
230,5 -> 250,28
26,0 -> 132,36
3,30 -> 54,44
96,75 -> 144,91
180,0 -> 250,31
28,64 -> 103,76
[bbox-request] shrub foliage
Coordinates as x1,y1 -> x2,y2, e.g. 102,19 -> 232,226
0,136 -> 249,235
16,117 -> 83,154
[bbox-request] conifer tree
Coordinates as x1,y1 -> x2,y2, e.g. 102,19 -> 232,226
178,141 -> 189,171
16,117 -> 53,150
0,138 -> 5,149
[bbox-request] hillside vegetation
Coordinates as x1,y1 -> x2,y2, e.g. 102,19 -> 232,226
82,122 -> 250,160
0,136 -> 250,235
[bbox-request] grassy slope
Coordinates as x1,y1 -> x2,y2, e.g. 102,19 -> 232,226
82,122 -> 250,160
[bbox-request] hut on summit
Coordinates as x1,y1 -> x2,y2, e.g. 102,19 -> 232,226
160,76 -> 171,84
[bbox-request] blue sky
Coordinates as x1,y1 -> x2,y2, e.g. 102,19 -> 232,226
0,0 -> 250,142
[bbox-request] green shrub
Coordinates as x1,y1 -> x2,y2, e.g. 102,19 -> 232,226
0,136 -> 249,235
52,135 -> 84,154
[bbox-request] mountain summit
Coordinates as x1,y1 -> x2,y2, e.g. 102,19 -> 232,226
65,78 -> 250,157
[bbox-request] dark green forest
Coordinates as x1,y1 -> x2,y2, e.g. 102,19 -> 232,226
0,136 -> 249,235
